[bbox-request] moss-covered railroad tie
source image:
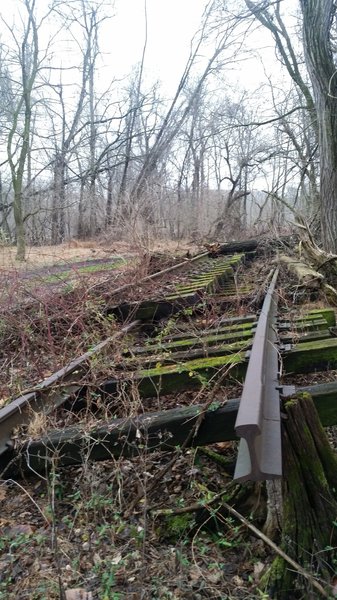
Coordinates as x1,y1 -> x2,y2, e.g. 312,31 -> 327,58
112,253 -> 245,321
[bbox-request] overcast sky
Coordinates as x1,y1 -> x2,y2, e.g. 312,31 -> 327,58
103,0 -> 288,96
0,0 -> 294,97
97,0 -> 210,92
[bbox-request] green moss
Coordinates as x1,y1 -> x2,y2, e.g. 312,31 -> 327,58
137,352 -> 246,396
285,337 -> 337,374
284,398 -> 298,409
165,292 -> 197,301
307,308 -> 336,327
140,352 -> 244,378
295,391 -> 311,401
160,320 -> 256,342
137,328 -> 253,353
159,513 -> 195,541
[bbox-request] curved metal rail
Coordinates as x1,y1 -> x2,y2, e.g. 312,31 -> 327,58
234,268 -> 282,482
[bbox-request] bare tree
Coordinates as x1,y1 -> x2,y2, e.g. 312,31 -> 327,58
244,0 -> 337,251
5,0 -> 40,260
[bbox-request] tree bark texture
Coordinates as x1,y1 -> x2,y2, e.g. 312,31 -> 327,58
264,393 -> 337,599
300,0 -> 337,252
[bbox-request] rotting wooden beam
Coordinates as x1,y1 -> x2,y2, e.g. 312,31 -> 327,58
104,331 -> 337,398
126,327 -> 255,356
283,381 -> 337,427
158,315 -> 257,342
110,254 -> 244,322
218,239 -> 259,254
278,318 -> 329,333
279,254 -> 324,288
283,337 -> 337,374
0,321 -> 140,456
124,340 -> 252,370
4,381 -> 337,476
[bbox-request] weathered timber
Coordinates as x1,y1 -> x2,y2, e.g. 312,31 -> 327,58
218,239 -> 259,254
279,254 -> 324,288
278,318 -> 328,333
123,340 -> 252,369
105,250 -> 209,298
283,381 -> 337,426
0,321 -> 139,456
0,400 -> 239,476
284,336 -> 337,374
106,335 -> 337,398
136,353 -> 246,395
4,381 -> 337,477
126,327 -> 255,356
112,294 -> 200,321
279,308 -> 336,329
263,393 -> 337,599
110,255 -> 243,321
280,328 -> 332,344
159,316 -> 256,342
306,307 -> 336,327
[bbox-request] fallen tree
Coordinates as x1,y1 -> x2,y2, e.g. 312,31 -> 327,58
279,254 -> 324,288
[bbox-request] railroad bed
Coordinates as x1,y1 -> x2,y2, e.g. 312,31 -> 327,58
1,247 -> 337,480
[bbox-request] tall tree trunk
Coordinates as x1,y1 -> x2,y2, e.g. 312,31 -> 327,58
300,0 -> 337,252
105,171 -> 113,228
77,178 -> 85,238
52,154 -> 66,244
13,184 -> 25,261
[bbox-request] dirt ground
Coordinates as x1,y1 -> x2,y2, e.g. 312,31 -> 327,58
0,239 -> 199,273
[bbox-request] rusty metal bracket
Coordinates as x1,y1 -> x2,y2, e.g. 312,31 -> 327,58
234,268 -> 282,482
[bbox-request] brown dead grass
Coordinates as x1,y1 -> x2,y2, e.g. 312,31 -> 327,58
0,241 -> 118,271
0,238 -> 199,272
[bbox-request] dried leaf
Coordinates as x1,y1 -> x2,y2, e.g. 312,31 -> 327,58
0,486 -> 7,501
205,569 -> 222,584
189,566 -> 202,582
254,561 -> 265,579
6,524 -> 34,537
232,575 -> 244,587
111,552 -> 122,565
65,589 -> 93,600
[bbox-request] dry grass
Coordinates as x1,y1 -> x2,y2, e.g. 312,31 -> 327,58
0,241 -> 121,271
0,238 -> 199,272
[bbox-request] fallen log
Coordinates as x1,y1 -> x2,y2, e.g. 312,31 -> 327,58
278,254 -> 324,288
217,239 -> 259,254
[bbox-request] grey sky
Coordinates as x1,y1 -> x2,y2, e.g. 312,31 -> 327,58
101,0 -> 209,89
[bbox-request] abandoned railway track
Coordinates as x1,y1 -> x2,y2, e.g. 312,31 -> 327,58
1,243 -> 337,481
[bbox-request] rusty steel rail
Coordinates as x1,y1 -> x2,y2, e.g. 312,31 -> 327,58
234,268 -> 282,482
0,320 -> 139,457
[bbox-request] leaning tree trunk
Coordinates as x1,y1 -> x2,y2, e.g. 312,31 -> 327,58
300,0 -> 337,253
264,393 -> 337,599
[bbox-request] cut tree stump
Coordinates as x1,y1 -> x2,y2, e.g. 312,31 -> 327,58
263,392 -> 337,599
